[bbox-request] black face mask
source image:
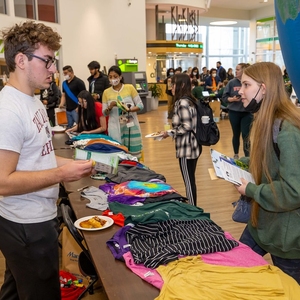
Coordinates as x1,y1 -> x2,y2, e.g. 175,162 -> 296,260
244,85 -> 262,113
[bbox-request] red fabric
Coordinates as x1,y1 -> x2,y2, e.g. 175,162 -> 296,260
60,270 -> 85,300
102,209 -> 125,227
94,101 -> 108,134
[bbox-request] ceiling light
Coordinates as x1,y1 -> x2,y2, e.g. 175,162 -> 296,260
210,21 -> 237,26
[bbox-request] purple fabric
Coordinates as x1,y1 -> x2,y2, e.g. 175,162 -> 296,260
106,225 -> 132,260
100,182 -> 146,204
108,194 -> 146,205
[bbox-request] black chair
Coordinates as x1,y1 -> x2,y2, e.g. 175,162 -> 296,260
60,204 -> 99,299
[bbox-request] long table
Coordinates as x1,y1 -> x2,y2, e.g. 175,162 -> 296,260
68,192 -> 159,300
54,132 -> 159,298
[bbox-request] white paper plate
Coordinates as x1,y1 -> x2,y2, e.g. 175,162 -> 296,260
51,125 -> 66,132
74,215 -> 114,231
145,132 -> 164,138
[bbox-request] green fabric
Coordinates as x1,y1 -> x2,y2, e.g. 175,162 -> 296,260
109,201 -> 210,225
245,121 -> 300,259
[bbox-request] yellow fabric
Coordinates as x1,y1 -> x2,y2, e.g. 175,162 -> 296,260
155,256 -> 300,300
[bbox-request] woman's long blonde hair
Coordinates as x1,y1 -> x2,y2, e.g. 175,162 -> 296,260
245,62 -> 300,226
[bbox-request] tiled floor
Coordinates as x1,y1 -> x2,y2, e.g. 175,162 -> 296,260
0,103 -> 273,298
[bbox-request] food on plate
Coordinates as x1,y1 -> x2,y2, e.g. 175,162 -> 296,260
79,216 -> 107,229
151,131 -> 162,137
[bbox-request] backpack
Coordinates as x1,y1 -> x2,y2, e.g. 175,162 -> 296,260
187,97 -> 220,146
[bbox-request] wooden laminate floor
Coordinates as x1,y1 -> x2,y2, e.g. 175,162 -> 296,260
0,103 -> 271,298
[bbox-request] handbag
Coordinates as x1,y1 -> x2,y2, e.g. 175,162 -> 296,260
232,195 -> 252,223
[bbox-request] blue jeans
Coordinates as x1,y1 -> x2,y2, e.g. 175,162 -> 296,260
66,109 -> 78,129
240,225 -> 300,284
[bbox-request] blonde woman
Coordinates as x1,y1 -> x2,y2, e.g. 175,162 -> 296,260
236,62 -> 300,283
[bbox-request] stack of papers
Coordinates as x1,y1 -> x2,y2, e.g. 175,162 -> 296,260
210,149 -> 254,185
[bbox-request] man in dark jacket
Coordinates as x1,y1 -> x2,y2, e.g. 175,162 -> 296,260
216,61 -> 227,82
87,61 -> 110,102
40,76 -> 60,126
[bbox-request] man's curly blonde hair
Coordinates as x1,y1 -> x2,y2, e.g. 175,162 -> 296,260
1,21 -> 61,72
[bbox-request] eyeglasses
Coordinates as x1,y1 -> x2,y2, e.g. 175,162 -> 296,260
26,53 -> 56,69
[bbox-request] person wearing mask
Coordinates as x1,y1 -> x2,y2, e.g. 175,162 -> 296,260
164,67 -> 175,119
59,65 -> 86,129
87,60 -> 110,102
200,66 -> 209,86
205,68 -> 222,94
227,68 -> 234,80
66,90 -> 107,134
162,73 -> 201,206
0,20 -> 94,300
222,63 -> 252,158
236,62 -> 300,284
216,61 -> 227,82
102,65 -> 143,159
190,67 -> 200,82
40,75 -> 60,126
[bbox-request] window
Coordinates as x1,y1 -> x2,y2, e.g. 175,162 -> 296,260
255,17 -> 281,64
0,0 -> 6,14
14,0 -> 35,19
14,0 -> 58,23
37,0 -> 57,23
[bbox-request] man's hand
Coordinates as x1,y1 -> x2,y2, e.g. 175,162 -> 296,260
59,160 -> 94,182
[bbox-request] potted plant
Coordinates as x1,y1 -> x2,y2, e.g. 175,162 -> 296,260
148,83 -> 163,99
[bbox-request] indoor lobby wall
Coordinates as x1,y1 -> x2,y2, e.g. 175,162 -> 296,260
0,0 -> 147,87
59,0 -> 146,85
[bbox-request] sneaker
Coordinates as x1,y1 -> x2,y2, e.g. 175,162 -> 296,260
233,154 -> 239,160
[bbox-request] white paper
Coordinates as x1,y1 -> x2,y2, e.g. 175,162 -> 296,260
210,149 -> 254,185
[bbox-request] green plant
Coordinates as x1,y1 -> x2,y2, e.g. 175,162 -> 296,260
148,83 -> 163,98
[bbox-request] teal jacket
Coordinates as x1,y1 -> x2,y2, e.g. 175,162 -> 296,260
245,121 -> 300,259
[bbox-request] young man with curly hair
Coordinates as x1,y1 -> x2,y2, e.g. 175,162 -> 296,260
0,21 -> 94,299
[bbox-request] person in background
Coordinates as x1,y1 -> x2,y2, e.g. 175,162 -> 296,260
283,68 -> 292,98
162,73 -> 201,206
186,66 -> 193,76
0,21 -> 94,300
102,65 -> 143,159
164,67 -> 175,119
227,67 -> 234,80
40,74 -> 60,126
200,66 -> 209,86
216,61 -> 227,82
66,90 -> 107,134
205,68 -> 222,94
87,60 -> 110,102
59,65 -> 86,129
175,67 -> 182,74
191,79 -> 203,101
222,63 -> 252,158
236,62 -> 300,284
190,67 -> 200,83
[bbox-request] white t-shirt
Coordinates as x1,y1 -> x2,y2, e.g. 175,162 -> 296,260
0,86 -> 58,223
